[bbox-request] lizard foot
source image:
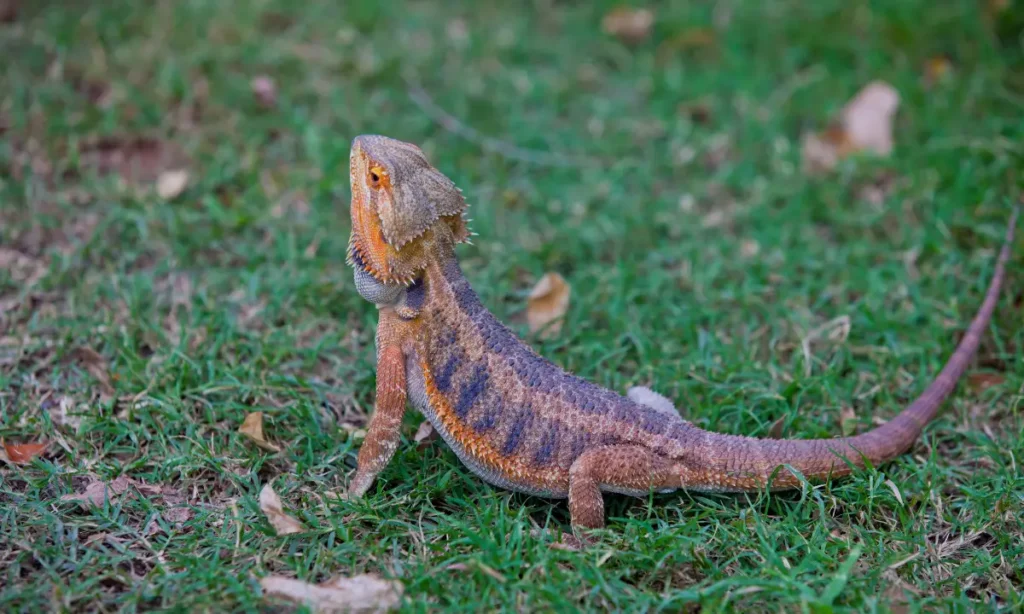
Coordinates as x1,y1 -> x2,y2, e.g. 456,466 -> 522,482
550,534 -> 588,551
530,527 -> 590,551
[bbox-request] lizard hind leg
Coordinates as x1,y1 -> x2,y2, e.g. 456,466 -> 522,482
566,445 -> 681,545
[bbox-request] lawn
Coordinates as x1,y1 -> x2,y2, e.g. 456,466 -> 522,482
2,0 -> 1023,611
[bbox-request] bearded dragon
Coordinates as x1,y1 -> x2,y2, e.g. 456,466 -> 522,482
344,134 -> 1018,544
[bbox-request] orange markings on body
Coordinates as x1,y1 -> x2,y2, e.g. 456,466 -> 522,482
418,354 -> 567,492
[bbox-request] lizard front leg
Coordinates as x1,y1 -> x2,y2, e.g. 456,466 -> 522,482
347,310 -> 410,498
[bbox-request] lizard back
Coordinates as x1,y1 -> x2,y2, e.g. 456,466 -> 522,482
405,254 -> 691,497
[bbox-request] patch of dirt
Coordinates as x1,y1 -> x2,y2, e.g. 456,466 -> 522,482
73,136 -> 188,184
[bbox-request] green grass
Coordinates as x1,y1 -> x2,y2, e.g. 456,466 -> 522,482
2,0 -> 1023,611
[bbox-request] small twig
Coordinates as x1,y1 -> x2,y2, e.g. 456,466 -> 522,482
403,69 -> 606,169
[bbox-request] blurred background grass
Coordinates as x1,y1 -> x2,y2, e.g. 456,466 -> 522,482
2,1 -> 1023,611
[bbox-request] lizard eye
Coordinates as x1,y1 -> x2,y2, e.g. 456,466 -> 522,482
368,166 -> 384,188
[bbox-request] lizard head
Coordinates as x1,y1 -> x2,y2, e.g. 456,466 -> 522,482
347,134 -> 470,286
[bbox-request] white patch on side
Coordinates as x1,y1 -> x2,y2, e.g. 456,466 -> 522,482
627,386 -> 685,421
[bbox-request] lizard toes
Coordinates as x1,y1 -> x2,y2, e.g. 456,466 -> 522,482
530,527 -> 591,551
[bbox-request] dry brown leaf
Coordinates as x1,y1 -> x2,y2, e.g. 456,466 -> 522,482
0,248 -> 46,285
839,406 -> 858,437
967,372 -> 1005,392
261,573 -> 403,614
164,505 -> 192,524
251,75 -> 277,108
78,136 -> 186,185
527,272 -> 571,339
239,412 -> 282,453
801,126 -> 851,175
69,347 -> 115,397
259,483 -> 307,535
4,441 -> 47,464
740,239 -> 760,258
61,475 -> 136,507
49,396 -> 84,431
156,169 -> 189,199
923,56 -> 953,86
855,170 -> 899,207
884,479 -> 904,506
842,81 -> 899,155
445,561 -> 506,582
413,421 -> 438,450
767,416 -> 787,439
802,81 -> 900,174
602,7 -> 654,45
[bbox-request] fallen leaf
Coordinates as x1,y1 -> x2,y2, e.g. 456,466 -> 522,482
839,406 -> 858,437
527,272 -> 571,339
801,81 -> 900,174
413,421 -> 438,450
239,412 -> 282,453
156,169 -> 189,199
967,373 -> 1005,392
261,573 -> 403,614
78,136 -> 186,185
164,506 -> 192,524
473,562 -> 506,583
49,396 -> 84,431
602,7 -> 654,45
767,416 -> 787,439
62,475 -> 136,507
251,75 -> 277,108
923,56 -> 953,85
740,239 -> 760,258
69,347 -> 115,397
842,81 -> 900,155
855,170 -> 898,207
0,248 -> 46,285
801,126 -> 849,175
259,483 -> 307,535
4,441 -> 47,464
446,561 -> 507,582
884,479 -> 904,506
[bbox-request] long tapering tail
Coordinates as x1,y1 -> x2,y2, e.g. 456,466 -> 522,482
679,207 -> 1018,491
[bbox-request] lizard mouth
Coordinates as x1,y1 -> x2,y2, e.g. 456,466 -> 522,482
346,234 -> 391,281
346,231 -> 419,287
346,190 -> 409,284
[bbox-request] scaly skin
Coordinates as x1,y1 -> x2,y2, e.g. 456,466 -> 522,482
344,134 -> 1019,544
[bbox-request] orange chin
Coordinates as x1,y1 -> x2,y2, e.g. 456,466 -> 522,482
348,185 -> 396,282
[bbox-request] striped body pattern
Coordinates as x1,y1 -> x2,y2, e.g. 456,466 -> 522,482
406,255 -> 687,497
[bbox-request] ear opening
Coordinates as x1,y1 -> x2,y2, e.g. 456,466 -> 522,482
443,213 -> 470,244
